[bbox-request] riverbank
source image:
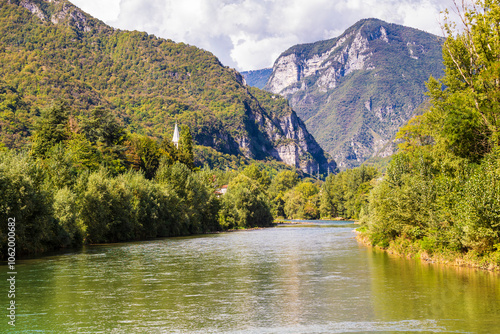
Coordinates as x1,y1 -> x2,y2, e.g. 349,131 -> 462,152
274,218 -> 356,225
274,220 -> 315,225
355,229 -> 500,272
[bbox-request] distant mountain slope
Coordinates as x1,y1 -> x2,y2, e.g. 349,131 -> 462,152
241,68 -> 273,89
0,0 -> 336,174
264,18 -> 445,169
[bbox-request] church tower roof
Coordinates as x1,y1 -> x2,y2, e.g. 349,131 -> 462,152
172,123 -> 180,148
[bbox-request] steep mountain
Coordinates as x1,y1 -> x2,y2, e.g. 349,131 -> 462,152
0,0 -> 336,174
264,18 -> 445,169
241,68 -> 273,89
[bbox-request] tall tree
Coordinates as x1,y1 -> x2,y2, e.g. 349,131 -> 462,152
126,134 -> 162,179
219,174 -> 273,229
178,125 -> 194,169
79,107 -> 126,147
30,101 -> 69,158
425,0 -> 500,158
78,107 -> 128,174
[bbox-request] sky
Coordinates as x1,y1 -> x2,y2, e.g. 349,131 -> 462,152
70,0 -> 456,71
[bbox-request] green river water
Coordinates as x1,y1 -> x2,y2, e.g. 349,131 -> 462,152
1,221 -> 500,333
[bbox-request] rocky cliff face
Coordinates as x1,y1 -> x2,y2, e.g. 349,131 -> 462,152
226,86 -> 336,174
265,19 -> 444,169
10,0 -> 102,32
251,99 -> 335,175
4,0 -> 335,174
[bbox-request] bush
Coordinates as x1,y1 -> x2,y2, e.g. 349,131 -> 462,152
219,174 -> 273,229
0,151 -> 56,256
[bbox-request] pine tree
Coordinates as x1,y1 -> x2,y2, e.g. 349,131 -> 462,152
178,125 -> 194,169
30,101 -> 69,158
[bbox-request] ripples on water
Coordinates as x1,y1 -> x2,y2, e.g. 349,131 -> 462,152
1,222 -> 499,333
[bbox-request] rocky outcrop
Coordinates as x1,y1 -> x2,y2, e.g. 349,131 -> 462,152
16,0 -> 46,21
269,111 -> 336,175
241,92 -> 336,175
266,54 -> 301,94
264,18 -> 445,169
12,0 -> 105,33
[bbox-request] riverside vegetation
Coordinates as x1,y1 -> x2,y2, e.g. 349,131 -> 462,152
357,0 -> 500,270
0,100 -> 270,257
0,98 -> 376,258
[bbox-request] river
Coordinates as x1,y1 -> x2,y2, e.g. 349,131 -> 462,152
2,221 -> 500,333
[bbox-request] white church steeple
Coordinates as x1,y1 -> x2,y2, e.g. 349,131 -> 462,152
172,122 -> 180,148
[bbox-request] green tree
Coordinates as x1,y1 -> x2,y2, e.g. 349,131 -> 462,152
77,106 -> 128,174
268,169 -> 299,217
0,151 -> 57,256
126,134 -> 162,179
241,163 -> 271,190
418,0 -> 500,160
42,143 -> 78,189
79,107 -> 126,147
320,165 -> 378,219
178,125 -> 194,169
53,186 -> 83,248
65,133 -> 100,171
30,101 -> 69,158
284,181 -> 321,219
77,169 -> 135,243
155,161 -> 220,233
219,174 -> 273,229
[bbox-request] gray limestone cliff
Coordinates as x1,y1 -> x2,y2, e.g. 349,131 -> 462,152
9,0 -> 104,32
226,87 -> 337,175
264,18 -> 445,169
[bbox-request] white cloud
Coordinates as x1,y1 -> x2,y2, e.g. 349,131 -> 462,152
70,0 -> 120,22
70,0 -> 454,71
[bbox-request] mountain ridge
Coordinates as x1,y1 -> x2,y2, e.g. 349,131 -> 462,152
262,18 -> 445,168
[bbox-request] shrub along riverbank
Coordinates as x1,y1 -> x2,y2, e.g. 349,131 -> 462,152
0,147 -> 281,258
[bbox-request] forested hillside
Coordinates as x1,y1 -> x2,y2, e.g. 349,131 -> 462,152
0,0 -> 335,174
359,1 -> 500,270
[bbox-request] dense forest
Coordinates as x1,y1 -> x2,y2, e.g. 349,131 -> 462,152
358,0 -> 500,270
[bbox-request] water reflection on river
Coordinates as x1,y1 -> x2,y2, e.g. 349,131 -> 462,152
2,221 -> 499,333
